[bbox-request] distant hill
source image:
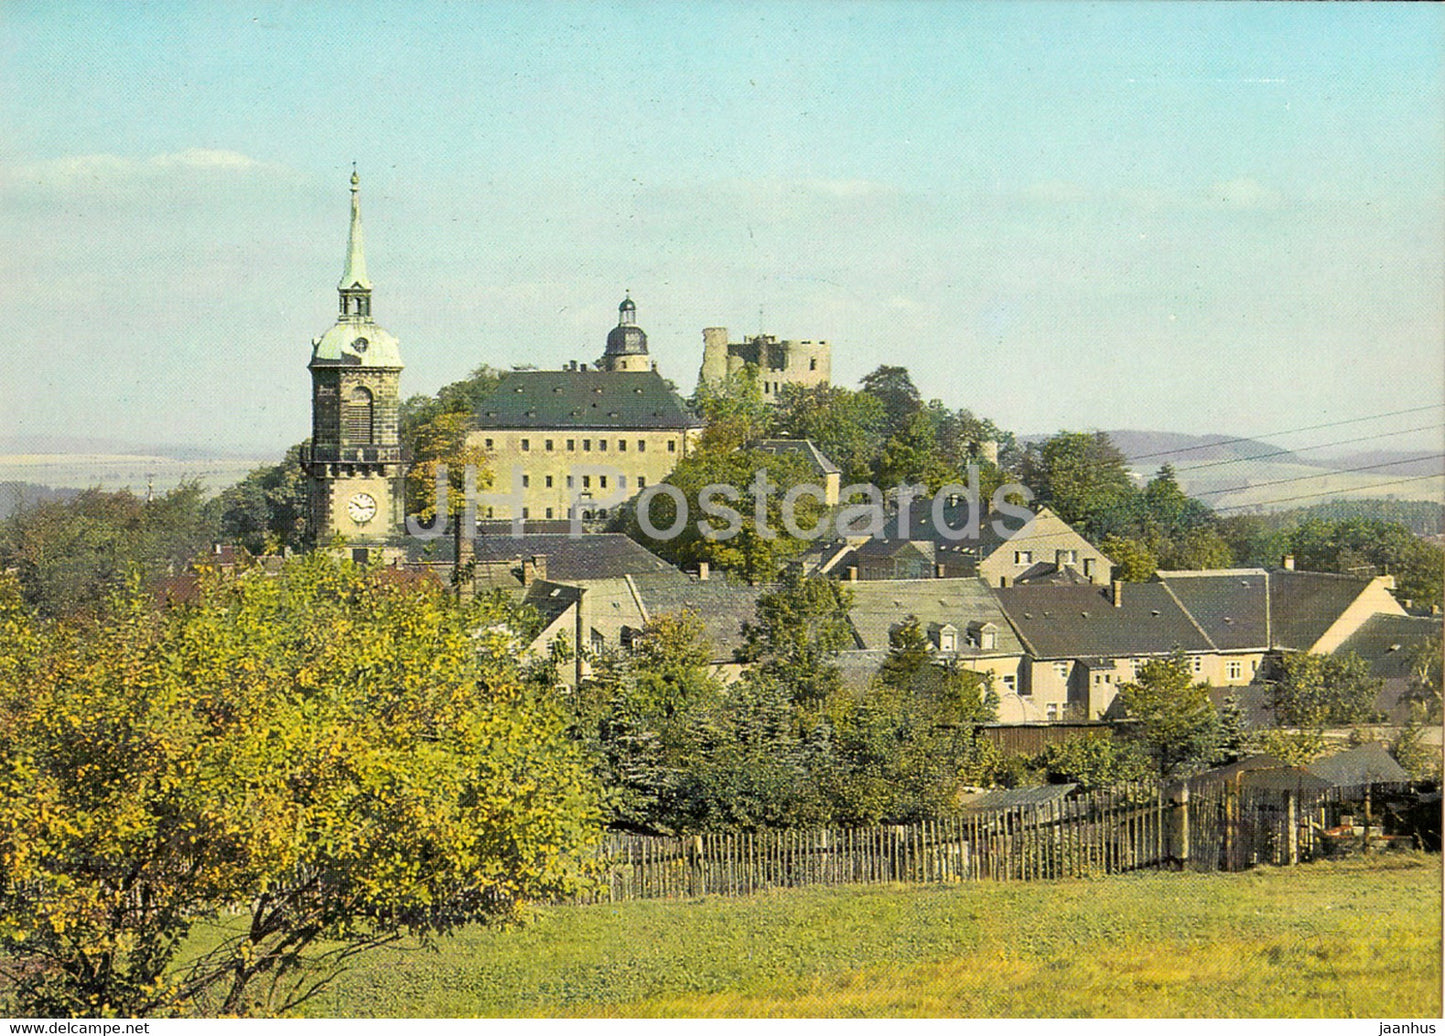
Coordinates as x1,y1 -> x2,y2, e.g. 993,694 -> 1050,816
1104,429 -> 1306,468
0,482 -> 82,521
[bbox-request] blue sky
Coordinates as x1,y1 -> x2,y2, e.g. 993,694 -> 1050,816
1,2 -> 1441,457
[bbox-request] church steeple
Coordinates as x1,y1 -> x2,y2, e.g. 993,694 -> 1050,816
339,168 -> 372,319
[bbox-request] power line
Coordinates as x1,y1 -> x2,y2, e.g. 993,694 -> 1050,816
1194,453 -> 1445,497
1175,423 -> 1445,474
1128,403 -> 1445,462
1211,472 -> 1445,512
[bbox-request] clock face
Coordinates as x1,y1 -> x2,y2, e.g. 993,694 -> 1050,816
347,492 -> 378,525
351,336 -> 369,353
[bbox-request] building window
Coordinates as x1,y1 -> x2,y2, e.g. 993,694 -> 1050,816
638,440 -> 646,452
1046,703 -> 1059,720
1003,675 -> 1017,693
567,439 -> 575,451
1054,661 -> 1069,679
1014,550 -> 1033,565
597,508 -> 608,519
522,507 -> 529,519
486,507 -> 494,518
637,475 -> 646,489
667,440 -> 676,452
545,508 -> 554,519
545,475 -> 554,488
1227,661 -> 1243,681
599,439 -> 607,451
521,439 -> 530,452
810,358 -> 818,371
582,476 -> 591,488
521,475 -> 530,488
618,476 -> 626,489
599,476 -> 608,489
1057,549 -> 1077,565
1192,656 -> 1203,674
545,439 -> 554,451
343,385 -> 373,444
484,438 -> 494,450
583,439 -> 591,451
566,476 -> 574,488
618,440 -> 627,452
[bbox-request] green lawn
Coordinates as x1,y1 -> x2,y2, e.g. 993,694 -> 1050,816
277,853 -> 1441,1018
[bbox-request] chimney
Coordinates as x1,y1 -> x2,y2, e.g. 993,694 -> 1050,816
1111,579 -> 1124,608
522,554 -> 547,586
935,562 -> 946,579
1281,554 -> 1295,571
698,561 -> 709,581
846,565 -> 858,582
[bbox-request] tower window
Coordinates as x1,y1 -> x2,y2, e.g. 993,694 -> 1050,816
810,358 -> 817,371
522,475 -> 530,488
343,385 -> 374,444
545,475 -> 554,488
521,439 -> 530,452
636,476 -> 646,489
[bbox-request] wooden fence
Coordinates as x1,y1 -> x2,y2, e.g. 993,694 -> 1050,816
585,780 -> 1421,902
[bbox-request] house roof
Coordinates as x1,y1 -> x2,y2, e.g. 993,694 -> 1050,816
961,783 -> 1077,813
473,369 -> 701,430
628,570 -> 763,659
1155,569 -> 1270,651
1306,743 -> 1410,787
994,582 -> 1213,660
1269,569 -> 1376,651
470,533 -> 675,581
1335,613 -> 1442,681
845,577 -> 1023,655
755,439 -> 842,476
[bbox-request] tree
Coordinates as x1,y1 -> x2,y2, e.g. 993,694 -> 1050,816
771,384 -> 887,485
1098,534 -> 1158,582
405,410 -> 493,520
1402,637 -> 1442,723
740,571 -> 854,705
1020,431 -> 1139,539
398,365 -> 503,447
689,367 -> 774,452
1268,651 -> 1383,728
1034,735 -> 1153,790
0,557 -> 601,1017
858,365 -> 922,440
1115,650 -> 1222,777
876,411 -> 955,491
211,444 -> 312,554
0,483 -> 220,618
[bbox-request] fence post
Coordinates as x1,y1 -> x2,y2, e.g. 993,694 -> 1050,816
1285,790 -> 1298,866
1173,783 -> 1190,870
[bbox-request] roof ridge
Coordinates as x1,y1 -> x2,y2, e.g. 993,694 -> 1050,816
1158,579 -> 1219,651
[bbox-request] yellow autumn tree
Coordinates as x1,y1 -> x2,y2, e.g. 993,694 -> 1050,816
0,556 -> 600,1017
405,410 -> 492,521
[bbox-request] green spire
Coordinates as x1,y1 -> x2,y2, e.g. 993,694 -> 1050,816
339,167 -> 372,292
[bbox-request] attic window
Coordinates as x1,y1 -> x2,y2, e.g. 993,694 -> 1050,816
1151,609 -> 1160,617
1080,611 -> 1089,618
1022,612 -> 1033,620
1224,617 -> 1234,624
514,386 -> 524,392
553,386 -> 563,393
1388,643 -> 1403,652
1240,580 -> 1250,587
634,387 -> 644,394
593,387 -> 603,394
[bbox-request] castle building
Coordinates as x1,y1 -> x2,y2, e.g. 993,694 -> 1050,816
303,172 -> 406,547
698,327 -> 831,401
469,295 -> 703,522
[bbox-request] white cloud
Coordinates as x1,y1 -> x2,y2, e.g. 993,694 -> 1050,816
0,149 -> 290,190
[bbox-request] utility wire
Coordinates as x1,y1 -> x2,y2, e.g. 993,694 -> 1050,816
1211,472 -> 1445,512
1127,403 -> 1445,462
1195,454 -> 1445,497
1174,423 -> 1445,474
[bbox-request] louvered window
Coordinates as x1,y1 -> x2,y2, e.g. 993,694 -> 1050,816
344,386 -> 373,443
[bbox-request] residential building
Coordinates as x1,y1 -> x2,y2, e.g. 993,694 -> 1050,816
755,439 -> 843,504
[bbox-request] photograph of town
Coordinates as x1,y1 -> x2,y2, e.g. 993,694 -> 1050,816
0,2 -> 1441,1023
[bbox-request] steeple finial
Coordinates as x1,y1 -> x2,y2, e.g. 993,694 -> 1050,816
339,167 -> 372,295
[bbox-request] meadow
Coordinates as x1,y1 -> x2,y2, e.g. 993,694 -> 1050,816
279,853 -> 1440,1018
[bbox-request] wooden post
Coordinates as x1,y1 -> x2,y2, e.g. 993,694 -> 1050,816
1363,784 -> 1373,856
1175,784 -> 1191,870
1286,790 -> 1298,866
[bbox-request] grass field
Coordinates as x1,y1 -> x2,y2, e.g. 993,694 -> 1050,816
277,854 -> 1441,1018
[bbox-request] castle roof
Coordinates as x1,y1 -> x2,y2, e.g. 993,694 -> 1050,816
473,369 -> 701,430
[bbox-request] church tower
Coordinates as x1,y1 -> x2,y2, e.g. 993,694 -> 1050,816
304,170 -> 405,548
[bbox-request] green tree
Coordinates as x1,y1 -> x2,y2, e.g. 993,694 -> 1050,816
858,365 -> 922,440
0,557 -> 600,1017
211,444 -> 312,554
1098,534 -> 1158,582
1115,650 -> 1222,777
0,483 -> 219,618
1035,735 -> 1154,790
771,383 -> 887,484
689,367 -> 774,451
740,571 -> 854,705
876,411 -> 955,491
1020,431 -> 1139,539
1268,651 -> 1383,728
405,410 -> 493,520
398,364 -> 503,447
1402,636 -> 1442,723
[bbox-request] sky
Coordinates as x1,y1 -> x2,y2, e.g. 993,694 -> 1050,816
1,2 -> 1442,459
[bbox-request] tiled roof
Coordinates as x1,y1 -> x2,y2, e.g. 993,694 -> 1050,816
1156,570 -> 1270,650
961,784 -> 1077,812
1335,613 -> 1442,681
756,439 -> 842,475
994,582 -> 1213,659
629,571 -> 763,658
1307,743 -> 1410,787
1269,570 -> 1376,650
846,577 -> 1023,655
473,370 -> 701,430
470,533 -> 675,581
